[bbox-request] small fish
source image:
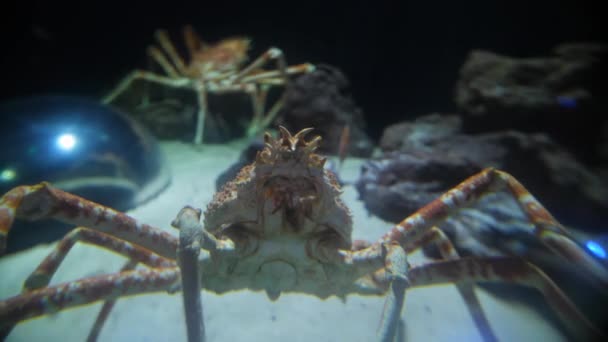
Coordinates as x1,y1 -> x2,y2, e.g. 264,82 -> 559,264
338,124 -> 350,170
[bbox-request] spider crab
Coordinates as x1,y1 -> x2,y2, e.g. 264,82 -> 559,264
0,127 -> 606,341
102,25 -> 315,144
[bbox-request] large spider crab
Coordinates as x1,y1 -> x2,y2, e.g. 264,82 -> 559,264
102,25 -> 315,144
0,127 -> 606,341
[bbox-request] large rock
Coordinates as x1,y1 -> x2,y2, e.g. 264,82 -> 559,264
366,114 -> 608,231
455,43 -> 608,166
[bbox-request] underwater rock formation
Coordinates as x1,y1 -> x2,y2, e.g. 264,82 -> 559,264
379,113 -> 462,152
455,43 -> 605,117
454,43 -> 608,165
276,64 -> 374,157
362,113 -> 608,231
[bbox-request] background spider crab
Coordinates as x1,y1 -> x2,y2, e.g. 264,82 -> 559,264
102,25 -> 315,144
0,127 -> 606,341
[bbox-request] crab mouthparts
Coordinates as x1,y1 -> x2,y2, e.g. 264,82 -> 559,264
263,176 -> 318,219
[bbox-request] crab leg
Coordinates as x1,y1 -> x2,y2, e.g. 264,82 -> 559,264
229,48 -> 290,137
154,29 -> 188,76
0,267 -> 180,329
172,206 -> 207,342
0,183 -> 178,259
23,227 -> 176,291
101,70 -> 193,104
232,48 -> 289,85
240,64 -> 316,84
375,243 -> 409,342
409,256 -> 605,340
87,259 -> 138,342
148,45 -> 181,78
416,227 -> 497,342
379,168 -> 608,286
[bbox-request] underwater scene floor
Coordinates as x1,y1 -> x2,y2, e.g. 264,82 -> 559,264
0,141 -> 568,342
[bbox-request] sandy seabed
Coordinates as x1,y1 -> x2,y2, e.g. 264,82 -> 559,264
0,141 -> 568,342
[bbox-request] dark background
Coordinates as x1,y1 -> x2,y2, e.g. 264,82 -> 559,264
2,0 -> 605,140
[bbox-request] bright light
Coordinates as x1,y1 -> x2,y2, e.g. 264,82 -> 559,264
586,240 -> 607,259
56,133 -> 77,151
0,168 -> 16,182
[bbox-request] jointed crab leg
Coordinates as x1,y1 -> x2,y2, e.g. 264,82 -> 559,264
409,256 -> 604,340
24,227 -> 176,290
231,47 -> 290,138
240,64 -> 315,84
232,47 -> 288,85
0,182 -> 178,259
101,71 -> 193,104
0,267 -> 180,329
87,259 -> 139,342
147,45 -> 182,78
375,243 -> 409,342
154,29 -> 189,76
380,168 -> 608,285
373,167 -> 606,340
418,227 -> 497,342
0,183 -> 181,340
172,206 -> 207,342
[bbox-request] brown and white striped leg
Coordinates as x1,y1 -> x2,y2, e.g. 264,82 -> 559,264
409,256 -> 605,340
193,81 -> 208,145
230,48 -> 313,137
23,227 -> 176,291
413,227 -> 497,342
153,29 -> 188,75
0,183 -> 178,259
86,259 -> 138,342
172,206 -> 207,342
101,70 -> 192,104
147,45 -> 180,78
0,267 -> 180,331
376,243 -> 409,342
240,64 -> 316,84
379,168 -> 608,286
232,48 -> 289,85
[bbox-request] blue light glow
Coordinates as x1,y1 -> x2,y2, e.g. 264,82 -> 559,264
586,240 -> 607,259
556,96 -> 577,109
56,133 -> 77,151
0,168 -> 17,182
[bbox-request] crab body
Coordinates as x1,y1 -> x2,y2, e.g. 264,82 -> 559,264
200,128 -> 369,299
102,26 -> 315,144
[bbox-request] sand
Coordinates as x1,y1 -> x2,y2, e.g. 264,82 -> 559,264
0,141 -> 568,341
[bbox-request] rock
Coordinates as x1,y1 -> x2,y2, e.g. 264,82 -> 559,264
276,64 -> 374,157
454,43 -> 608,165
455,43 -> 605,118
379,113 -> 462,152
369,114 -> 608,231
